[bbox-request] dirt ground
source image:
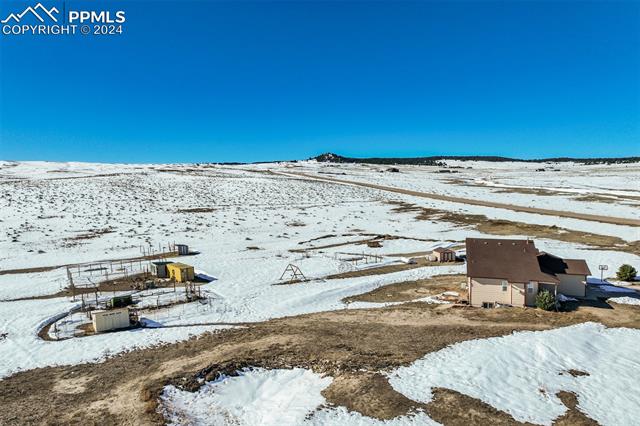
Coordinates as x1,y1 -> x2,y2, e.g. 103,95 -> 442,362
343,274 -> 466,303
325,259 -> 463,280
1,300 -> 639,425
8,273 -> 203,302
290,233 -> 436,254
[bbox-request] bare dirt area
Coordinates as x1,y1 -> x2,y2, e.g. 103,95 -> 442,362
176,207 -> 216,213
290,233 -> 435,254
8,272 -> 203,302
63,227 -> 116,246
343,274 -> 466,303
325,259 -> 463,280
2,301 -> 638,425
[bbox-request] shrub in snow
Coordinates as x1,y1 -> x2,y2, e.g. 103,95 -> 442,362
616,264 -> 637,282
536,290 -> 556,311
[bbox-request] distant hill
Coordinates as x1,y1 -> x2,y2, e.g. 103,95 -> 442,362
311,152 -> 640,166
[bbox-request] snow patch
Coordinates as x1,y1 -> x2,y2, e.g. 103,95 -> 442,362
608,296 -> 640,306
161,368 -> 332,426
388,323 -> 640,426
160,367 -> 441,426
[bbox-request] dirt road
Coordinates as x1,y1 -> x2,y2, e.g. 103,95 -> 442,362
275,171 -> 640,227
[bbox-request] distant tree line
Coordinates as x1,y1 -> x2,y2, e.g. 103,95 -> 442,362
311,152 -> 640,166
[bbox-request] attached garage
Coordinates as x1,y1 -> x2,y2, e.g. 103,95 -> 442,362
538,254 -> 590,298
557,274 -> 588,297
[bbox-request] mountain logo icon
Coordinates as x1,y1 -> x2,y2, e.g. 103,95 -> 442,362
1,3 -> 59,24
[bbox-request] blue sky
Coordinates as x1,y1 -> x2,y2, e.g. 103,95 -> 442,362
1,1 -> 639,163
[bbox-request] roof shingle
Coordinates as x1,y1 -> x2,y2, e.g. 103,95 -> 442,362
537,253 -> 592,276
466,238 -> 560,283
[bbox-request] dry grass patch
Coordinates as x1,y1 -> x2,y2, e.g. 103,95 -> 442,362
446,178 -> 640,205
388,201 -> 640,256
343,274 -> 466,303
325,258 -> 463,280
322,372 -> 427,419
326,262 -> 423,279
176,207 -> 215,213
426,388 -> 534,426
554,391 -> 599,425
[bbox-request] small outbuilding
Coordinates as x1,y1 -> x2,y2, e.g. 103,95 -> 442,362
92,307 -> 130,333
176,244 -> 189,255
432,247 -> 456,262
151,260 -> 174,278
166,262 -> 195,282
107,295 -> 133,309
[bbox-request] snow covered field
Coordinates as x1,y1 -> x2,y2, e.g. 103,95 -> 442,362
282,160 -> 640,221
1,159 -> 639,423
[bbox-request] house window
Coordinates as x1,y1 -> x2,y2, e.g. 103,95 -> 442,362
482,302 -> 495,309
527,282 -> 535,294
501,280 -> 508,292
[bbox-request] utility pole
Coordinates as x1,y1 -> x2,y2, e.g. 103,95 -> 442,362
599,265 -> 608,282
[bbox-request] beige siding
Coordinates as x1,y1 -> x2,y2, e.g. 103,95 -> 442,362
469,277 -> 512,307
512,283 -> 525,306
557,274 -> 586,297
469,278 -> 538,307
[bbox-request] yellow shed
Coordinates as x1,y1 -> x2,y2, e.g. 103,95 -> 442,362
166,262 -> 195,282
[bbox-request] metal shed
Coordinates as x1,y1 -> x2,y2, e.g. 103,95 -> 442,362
92,308 -> 130,332
151,260 -> 174,278
166,262 -> 195,282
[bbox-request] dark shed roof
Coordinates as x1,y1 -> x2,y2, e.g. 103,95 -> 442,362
537,253 -> 591,276
433,247 -> 455,253
466,238 -> 559,283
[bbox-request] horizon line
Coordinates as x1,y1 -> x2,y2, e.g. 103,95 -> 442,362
2,152 -> 640,166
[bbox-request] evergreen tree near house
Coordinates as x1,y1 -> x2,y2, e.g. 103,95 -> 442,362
536,289 -> 556,311
616,264 -> 638,282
